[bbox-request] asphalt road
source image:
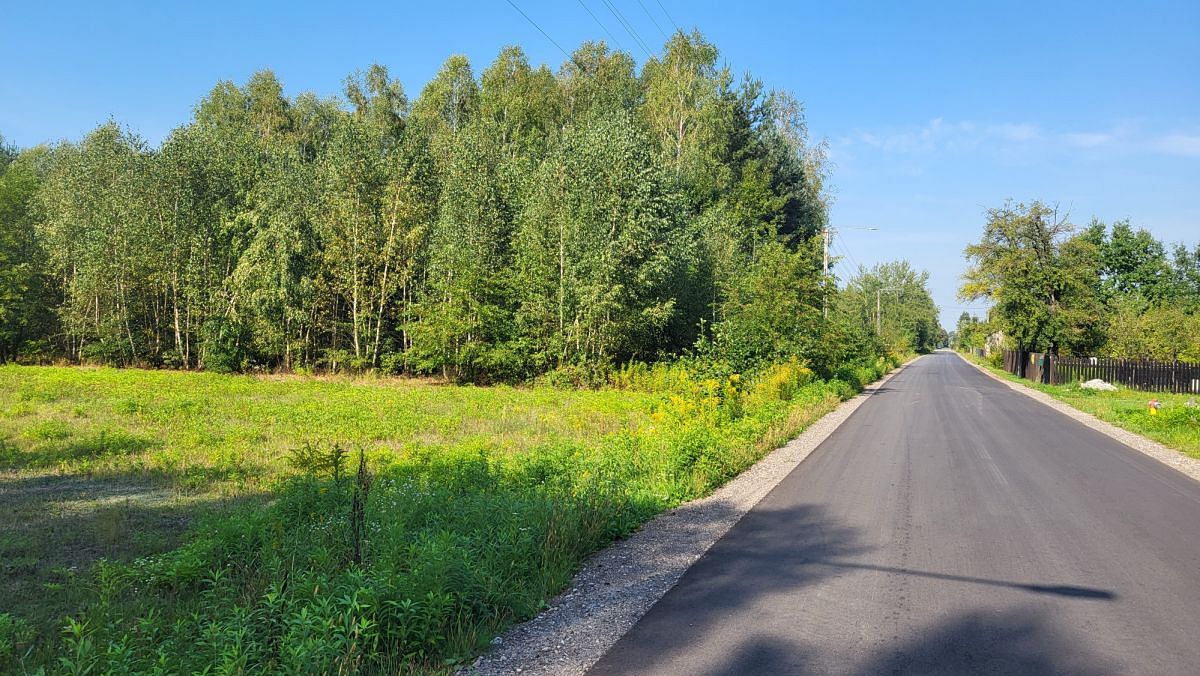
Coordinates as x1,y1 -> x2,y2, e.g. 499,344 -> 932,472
589,351 -> 1200,675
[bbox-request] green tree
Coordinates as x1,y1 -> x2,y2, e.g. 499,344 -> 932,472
639,30 -> 734,201
0,145 -> 57,361
515,113 -> 681,369
38,124 -> 159,364
711,239 -> 826,372
408,119 -> 513,380
840,261 -> 940,353
960,201 -> 1101,354
480,46 -> 561,162
557,42 -> 640,121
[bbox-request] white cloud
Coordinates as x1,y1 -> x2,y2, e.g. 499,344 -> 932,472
1062,132 -> 1115,148
988,123 -> 1041,142
847,118 -> 1043,155
846,119 -> 1200,160
1149,134 -> 1200,157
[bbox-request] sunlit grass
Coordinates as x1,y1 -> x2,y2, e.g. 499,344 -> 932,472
0,365 -> 656,491
0,358 -> 897,672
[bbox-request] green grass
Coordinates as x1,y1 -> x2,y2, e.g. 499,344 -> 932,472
0,357 -> 898,672
962,353 -> 1200,460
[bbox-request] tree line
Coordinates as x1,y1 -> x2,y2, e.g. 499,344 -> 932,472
957,200 -> 1200,361
0,31 -> 937,380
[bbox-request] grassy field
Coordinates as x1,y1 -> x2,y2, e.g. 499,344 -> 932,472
0,357 -> 896,672
964,353 -> 1200,459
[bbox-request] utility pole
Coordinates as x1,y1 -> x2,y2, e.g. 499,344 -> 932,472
822,226 -> 830,278
822,226 -> 830,317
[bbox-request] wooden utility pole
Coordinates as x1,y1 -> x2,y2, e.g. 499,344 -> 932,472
823,227 -> 830,317
877,287 -> 901,334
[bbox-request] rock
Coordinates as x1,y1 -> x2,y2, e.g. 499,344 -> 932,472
1080,379 -> 1118,391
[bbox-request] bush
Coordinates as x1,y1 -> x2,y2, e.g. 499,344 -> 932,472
200,317 -> 245,373
79,337 -> 131,366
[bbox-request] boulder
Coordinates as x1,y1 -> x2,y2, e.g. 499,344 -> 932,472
1080,379 -> 1118,391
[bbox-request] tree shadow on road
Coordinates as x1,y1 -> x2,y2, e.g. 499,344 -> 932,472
587,501 -> 866,675
588,498 -> 1118,675
684,606 -> 1118,676
858,607 -> 1119,675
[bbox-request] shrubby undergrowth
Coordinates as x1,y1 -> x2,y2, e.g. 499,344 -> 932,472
12,354 -> 901,673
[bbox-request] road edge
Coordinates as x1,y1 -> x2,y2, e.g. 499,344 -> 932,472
955,351 -> 1200,484
464,356 -> 921,676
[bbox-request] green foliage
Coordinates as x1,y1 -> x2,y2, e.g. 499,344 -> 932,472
2,30 -> 851,381
0,613 -> 34,662
0,146 -> 57,362
515,112 -> 681,370
960,201 -> 1097,354
839,260 -> 940,354
710,240 -> 823,372
1104,298 -> 1200,362
962,202 -> 1199,359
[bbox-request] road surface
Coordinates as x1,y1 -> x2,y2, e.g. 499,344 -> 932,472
589,351 -> 1200,675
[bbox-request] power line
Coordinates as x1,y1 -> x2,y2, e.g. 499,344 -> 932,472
575,0 -> 626,51
636,0 -> 669,40
600,0 -> 654,57
832,240 -> 863,279
836,243 -> 862,276
655,0 -> 681,33
503,0 -> 575,64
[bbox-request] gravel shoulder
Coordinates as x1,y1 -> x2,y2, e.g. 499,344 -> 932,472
463,359 -> 918,676
956,351 -> 1200,484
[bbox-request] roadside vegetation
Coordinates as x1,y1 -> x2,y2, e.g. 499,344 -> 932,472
0,355 -> 902,672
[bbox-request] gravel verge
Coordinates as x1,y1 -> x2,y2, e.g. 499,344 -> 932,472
462,359 -> 918,676
956,351 -> 1200,483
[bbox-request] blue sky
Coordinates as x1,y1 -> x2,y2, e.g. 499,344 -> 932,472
3,1 -> 1197,329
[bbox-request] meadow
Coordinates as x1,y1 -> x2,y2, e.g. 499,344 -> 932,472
0,356 -> 897,672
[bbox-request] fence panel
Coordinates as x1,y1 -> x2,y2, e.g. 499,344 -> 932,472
1046,354 -> 1200,393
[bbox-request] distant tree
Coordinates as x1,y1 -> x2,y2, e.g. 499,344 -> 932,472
640,30 -> 734,202
840,261 -> 940,353
479,46 -> 561,162
0,133 -> 16,171
711,239 -> 826,372
960,201 -> 1101,354
408,118 -> 513,380
9,31 -> 852,378
37,124 -> 158,364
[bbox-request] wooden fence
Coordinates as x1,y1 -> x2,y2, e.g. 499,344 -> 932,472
1001,349 -> 1200,393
